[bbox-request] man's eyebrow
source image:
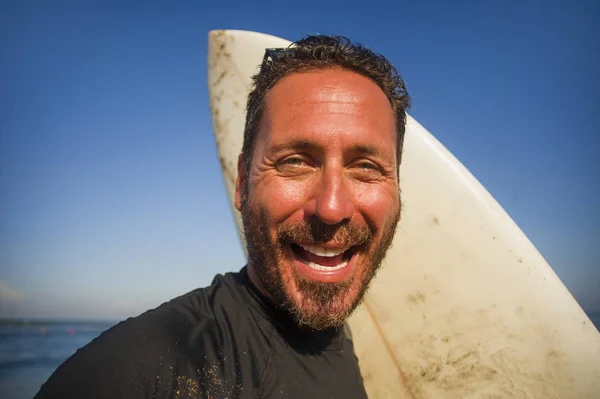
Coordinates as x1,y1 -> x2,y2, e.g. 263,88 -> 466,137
268,140 -> 390,159
350,144 -> 383,157
268,139 -> 321,153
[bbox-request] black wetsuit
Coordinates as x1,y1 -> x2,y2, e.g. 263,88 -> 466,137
35,267 -> 368,398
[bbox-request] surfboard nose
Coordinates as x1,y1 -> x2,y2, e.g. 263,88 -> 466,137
207,29 -> 291,182
207,30 -> 232,86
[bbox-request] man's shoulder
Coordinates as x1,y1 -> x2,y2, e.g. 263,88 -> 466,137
35,269 -> 249,398
106,268 -> 248,344
149,268 -> 248,325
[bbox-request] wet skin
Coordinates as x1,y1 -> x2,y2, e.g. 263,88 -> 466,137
235,68 -> 400,326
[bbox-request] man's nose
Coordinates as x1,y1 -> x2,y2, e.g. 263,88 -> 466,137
310,168 -> 355,225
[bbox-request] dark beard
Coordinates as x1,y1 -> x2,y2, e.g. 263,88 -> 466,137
241,193 -> 399,330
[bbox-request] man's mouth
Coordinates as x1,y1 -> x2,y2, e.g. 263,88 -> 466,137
290,243 -> 355,271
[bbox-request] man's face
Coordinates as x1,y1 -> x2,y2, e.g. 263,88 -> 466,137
235,69 -> 400,329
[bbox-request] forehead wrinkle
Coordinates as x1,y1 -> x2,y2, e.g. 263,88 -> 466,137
264,98 -> 370,134
287,102 -> 367,118
290,88 -> 373,108
312,84 -> 366,103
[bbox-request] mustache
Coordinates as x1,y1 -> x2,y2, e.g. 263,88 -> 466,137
277,217 -> 372,247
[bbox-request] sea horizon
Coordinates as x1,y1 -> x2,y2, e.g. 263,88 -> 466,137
2,309 -> 599,330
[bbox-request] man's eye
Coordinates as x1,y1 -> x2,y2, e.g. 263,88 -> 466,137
282,157 -> 306,166
350,160 -> 383,180
356,162 -> 378,170
276,156 -> 313,174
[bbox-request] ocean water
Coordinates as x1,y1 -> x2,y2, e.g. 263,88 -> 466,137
0,315 -> 599,399
0,321 -> 116,399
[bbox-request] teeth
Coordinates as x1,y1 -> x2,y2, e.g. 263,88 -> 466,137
300,244 -> 347,257
307,260 -> 348,271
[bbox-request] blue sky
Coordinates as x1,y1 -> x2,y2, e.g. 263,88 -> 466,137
1,0 -> 598,320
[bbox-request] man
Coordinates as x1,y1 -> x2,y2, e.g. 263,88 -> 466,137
36,35 -> 410,398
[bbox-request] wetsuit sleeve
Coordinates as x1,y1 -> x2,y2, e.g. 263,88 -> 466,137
34,314 -> 196,398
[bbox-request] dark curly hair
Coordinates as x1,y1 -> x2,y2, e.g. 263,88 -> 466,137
241,35 -> 411,173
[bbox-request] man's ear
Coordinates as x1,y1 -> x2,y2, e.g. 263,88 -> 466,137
234,154 -> 246,212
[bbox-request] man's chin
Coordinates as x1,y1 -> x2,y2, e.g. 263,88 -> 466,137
287,293 -> 363,330
281,264 -> 369,330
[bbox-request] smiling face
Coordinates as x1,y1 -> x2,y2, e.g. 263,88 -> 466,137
235,68 -> 401,329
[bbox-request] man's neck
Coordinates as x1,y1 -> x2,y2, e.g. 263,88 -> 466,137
240,265 -> 344,351
246,261 -> 273,301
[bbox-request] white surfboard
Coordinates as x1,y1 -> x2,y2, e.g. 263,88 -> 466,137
207,30 -> 600,398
